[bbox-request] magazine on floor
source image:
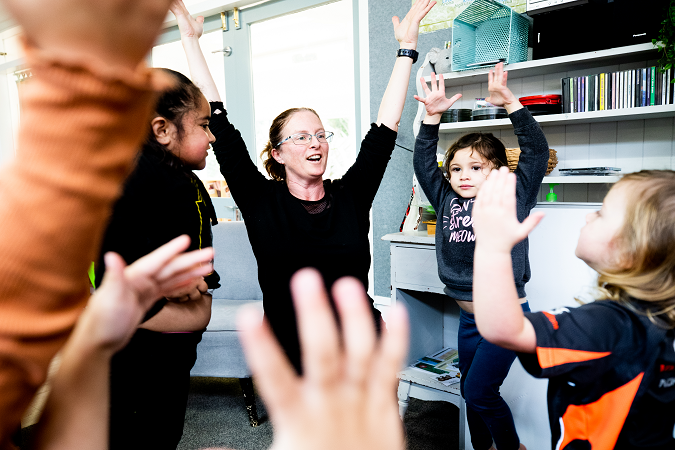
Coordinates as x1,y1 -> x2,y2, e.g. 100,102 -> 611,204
410,347 -> 461,386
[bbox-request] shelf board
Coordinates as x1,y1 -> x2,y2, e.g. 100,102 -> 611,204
424,43 -> 658,88
398,367 -> 461,395
437,104 -> 675,133
543,176 -> 621,184
381,231 -> 434,244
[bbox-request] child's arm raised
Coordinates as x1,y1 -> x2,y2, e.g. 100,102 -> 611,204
485,62 -> 522,114
472,167 -> 542,352
411,72 -> 460,211
414,72 -> 462,125
488,62 -> 548,215
376,0 -> 436,131
171,0 -> 221,102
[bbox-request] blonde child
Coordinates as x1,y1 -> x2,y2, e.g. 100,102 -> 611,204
413,63 -> 549,450
473,168 -> 675,449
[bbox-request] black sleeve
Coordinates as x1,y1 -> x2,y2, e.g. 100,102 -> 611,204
210,102 -> 270,212
413,123 -> 453,213
339,123 -> 397,211
519,302 -> 637,380
95,157 -> 164,286
510,108 -> 550,216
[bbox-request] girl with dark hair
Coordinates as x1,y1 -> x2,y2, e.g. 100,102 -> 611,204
172,0 -> 436,374
413,65 -> 549,450
95,65 -> 219,449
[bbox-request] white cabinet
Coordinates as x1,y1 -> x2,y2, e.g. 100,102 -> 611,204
383,231 -> 466,449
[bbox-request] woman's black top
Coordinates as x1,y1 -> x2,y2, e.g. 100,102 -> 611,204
210,102 -> 397,372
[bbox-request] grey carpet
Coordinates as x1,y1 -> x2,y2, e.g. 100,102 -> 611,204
19,377 -> 458,450
178,377 -> 273,450
181,377 -> 459,450
404,398 -> 460,450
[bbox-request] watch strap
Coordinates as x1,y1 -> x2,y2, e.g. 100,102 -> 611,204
397,48 -> 419,64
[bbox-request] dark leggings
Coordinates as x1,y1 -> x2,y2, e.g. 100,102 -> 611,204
458,303 -> 530,450
109,329 -> 203,450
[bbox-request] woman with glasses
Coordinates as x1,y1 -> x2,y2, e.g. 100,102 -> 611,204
174,0 -> 436,373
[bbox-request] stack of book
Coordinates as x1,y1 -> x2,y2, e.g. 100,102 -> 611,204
561,67 -> 674,114
559,167 -> 621,176
409,347 -> 461,386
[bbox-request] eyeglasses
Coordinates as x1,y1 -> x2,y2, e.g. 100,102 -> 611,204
276,131 -> 334,147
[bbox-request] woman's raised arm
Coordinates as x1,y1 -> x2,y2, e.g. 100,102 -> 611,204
376,0 -> 436,131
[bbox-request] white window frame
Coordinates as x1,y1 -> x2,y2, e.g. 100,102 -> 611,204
0,25 -> 25,165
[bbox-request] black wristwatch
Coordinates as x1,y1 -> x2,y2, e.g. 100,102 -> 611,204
397,48 -> 419,64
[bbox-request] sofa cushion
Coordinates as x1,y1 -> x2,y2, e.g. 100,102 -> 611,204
206,299 -> 263,331
211,222 -> 263,301
190,331 -> 251,377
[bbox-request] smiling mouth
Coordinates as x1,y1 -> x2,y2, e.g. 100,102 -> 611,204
307,155 -> 322,162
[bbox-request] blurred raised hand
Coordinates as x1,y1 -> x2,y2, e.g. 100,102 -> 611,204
32,236 -> 213,450
0,0 -> 174,70
473,167 -> 544,254
238,268 -> 409,450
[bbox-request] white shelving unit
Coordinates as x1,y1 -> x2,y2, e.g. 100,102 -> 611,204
413,42 -> 673,190
438,104 -> 675,134
423,43 -> 658,88
542,175 -> 621,184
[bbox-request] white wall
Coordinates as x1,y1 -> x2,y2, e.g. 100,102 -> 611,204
0,75 -> 14,166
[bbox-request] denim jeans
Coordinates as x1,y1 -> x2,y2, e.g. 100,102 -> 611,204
458,303 -> 530,450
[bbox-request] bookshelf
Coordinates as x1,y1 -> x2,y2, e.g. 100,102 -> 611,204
413,43 -> 675,193
422,43 -> 658,88
436,104 -> 675,134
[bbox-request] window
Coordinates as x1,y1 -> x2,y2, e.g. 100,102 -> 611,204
249,0 -> 356,179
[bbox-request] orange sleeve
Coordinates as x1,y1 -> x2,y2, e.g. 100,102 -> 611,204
0,43 -> 168,448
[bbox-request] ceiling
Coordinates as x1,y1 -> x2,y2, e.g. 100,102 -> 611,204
0,0 -> 280,34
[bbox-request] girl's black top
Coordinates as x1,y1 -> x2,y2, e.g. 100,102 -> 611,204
96,147 -> 221,303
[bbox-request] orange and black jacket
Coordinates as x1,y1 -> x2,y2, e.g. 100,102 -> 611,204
519,300 -> 675,449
